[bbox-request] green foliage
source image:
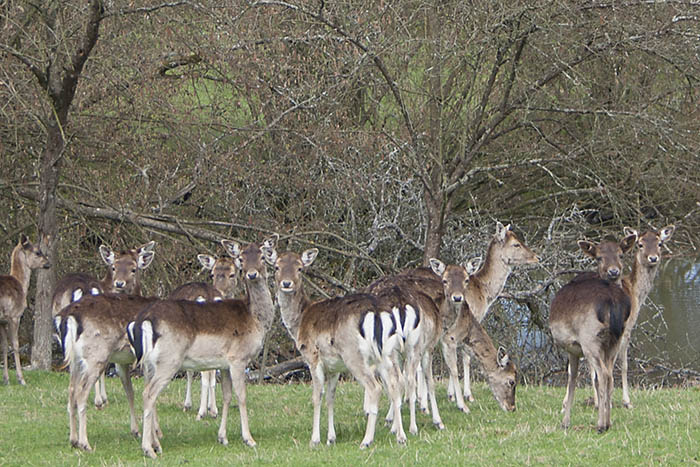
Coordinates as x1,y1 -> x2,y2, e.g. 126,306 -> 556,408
1,370 -> 699,465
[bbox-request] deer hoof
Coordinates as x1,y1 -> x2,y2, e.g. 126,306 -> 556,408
143,447 -> 158,459
465,395 -> 475,402
434,421 -> 445,430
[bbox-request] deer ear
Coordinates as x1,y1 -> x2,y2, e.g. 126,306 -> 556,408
620,232 -> 637,254
263,233 -> 279,251
19,233 -> 30,249
263,247 -> 278,266
198,254 -> 216,270
99,245 -> 115,265
138,251 -> 155,269
623,226 -> 637,238
577,240 -> 597,259
429,258 -> 445,276
301,248 -> 318,267
497,346 -> 510,368
495,222 -> 508,242
221,239 -> 241,259
659,224 -> 675,242
465,256 -> 482,275
137,240 -> 156,254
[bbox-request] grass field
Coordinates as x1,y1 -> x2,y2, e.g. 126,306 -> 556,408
1,370 -> 699,466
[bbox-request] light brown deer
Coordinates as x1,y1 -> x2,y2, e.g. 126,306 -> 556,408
169,249 -> 240,420
428,257 -> 519,413
549,232 -> 637,432
52,241 -> 155,409
0,234 -> 51,385
268,248 -> 406,448
590,225 -> 674,409
128,236 -> 277,458
55,293 -> 159,451
442,222 -> 538,405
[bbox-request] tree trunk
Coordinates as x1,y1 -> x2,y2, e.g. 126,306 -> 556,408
31,121 -> 62,369
422,189 -> 445,265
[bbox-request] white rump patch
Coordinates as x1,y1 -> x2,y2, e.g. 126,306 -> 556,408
90,287 -> 100,295
71,289 -> 83,302
195,296 -> 206,303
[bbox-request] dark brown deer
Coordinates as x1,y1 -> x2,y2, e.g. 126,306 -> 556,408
52,241 -> 155,409
0,234 -> 51,385
169,248 -> 240,419
128,236 -> 277,458
549,232 -> 637,432
268,248 -> 406,448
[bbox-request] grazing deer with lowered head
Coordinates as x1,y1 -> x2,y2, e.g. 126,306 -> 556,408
441,222 -> 538,405
128,236 -> 277,459
55,293 -> 159,451
1,234 -> 51,385
268,248 -> 407,448
428,257 -> 519,413
51,241 -> 155,409
589,225 -> 675,409
169,247 -> 240,420
549,232 -> 637,432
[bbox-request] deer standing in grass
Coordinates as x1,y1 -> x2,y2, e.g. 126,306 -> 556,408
268,248 -> 407,448
587,225 -> 675,409
549,232 -> 637,432
168,247 -> 240,420
55,293 -> 159,451
128,236 -> 277,458
51,241 -> 155,409
428,257 -> 519,412
0,234 -> 51,385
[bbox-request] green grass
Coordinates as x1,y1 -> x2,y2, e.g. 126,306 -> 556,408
1,370 -> 699,466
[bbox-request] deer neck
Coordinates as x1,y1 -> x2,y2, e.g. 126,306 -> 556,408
469,243 -> 512,320
624,253 -> 661,329
460,310 -> 500,374
245,277 -> 275,333
276,286 -> 308,343
10,244 -> 31,297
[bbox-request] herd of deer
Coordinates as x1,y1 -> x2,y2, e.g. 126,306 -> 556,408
0,221 -> 675,457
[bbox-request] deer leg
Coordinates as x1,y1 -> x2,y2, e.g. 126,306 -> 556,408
619,337 -> 632,409
196,372 -> 207,420
74,361 -> 104,452
355,373 -> 381,449
587,353 -> 612,433
422,351 -> 444,429
206,370 -> 218,418
141,368 -> 175,459
416,361 -> 430,414
441,339 -> 457,402
442,337 -> 468,413
228,363 -> 256,447
184,370 -> 194,412
326,373 -> 339,445
461,346 -> 474,402
590,366 -> 599,409
115,363 -> 139,437
8,319 -> 25,385
380,356 -> 406,444
561,355 -> 579,430
405,349 -> 420,436
67,361 -> 80,447
309,364 -> 325,447
94,372 -> 106,409
1,325 -> 9,385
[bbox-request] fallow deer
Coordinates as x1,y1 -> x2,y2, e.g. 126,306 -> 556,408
364,276 -> 446,436
51,241 -> 156,409
440,222 -> 538,405
589,225 -> 675,409
128,236 -> 277,458
0,234 -> 51,385
55,293 -> 159,450
268,248 -> 407,448
549,232 -> 637,432
169,249 -> 240,420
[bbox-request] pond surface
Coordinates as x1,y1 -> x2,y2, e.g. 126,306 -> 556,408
635,257 -> 700,376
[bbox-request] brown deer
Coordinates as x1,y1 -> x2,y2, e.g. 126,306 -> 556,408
441,222 -> 538,405
549,232 -> 637,432
128,236 -> 277,458
169,248 -> 240,420
0,234 -> 51,385
55,293 -> 159,451
268,248 -> 406,448
52,241 -> 155,409
591,225 -> 674,409
428,257 -> 519,413
365,275 -> 446,436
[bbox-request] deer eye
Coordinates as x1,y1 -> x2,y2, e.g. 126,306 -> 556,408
131,268 -> 137,274
512,244 -> 520,248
